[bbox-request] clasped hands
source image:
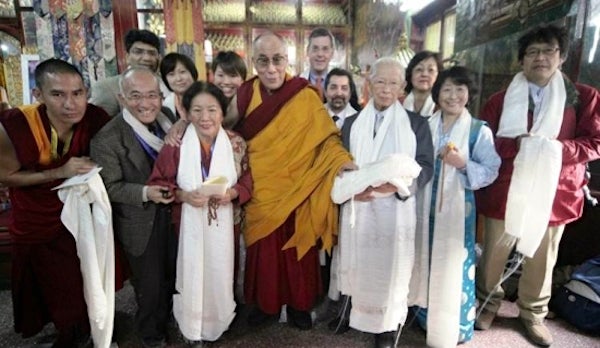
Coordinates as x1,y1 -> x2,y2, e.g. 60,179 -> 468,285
178,187 -> 239,208
336,161 -> 397,202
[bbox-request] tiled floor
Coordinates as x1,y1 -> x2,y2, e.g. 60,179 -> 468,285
0,282 -> 598,347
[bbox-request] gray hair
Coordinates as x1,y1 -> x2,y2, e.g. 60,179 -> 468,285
118,66 -> 161,94
370,57 -> 405,81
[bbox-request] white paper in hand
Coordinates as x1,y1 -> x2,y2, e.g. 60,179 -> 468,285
52,166 -> 103,190
198,176 -> 228,196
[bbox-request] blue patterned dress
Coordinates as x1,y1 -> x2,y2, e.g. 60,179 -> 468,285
416,118 -> 500,343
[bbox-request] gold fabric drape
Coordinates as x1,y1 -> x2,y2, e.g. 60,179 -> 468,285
164,0 -> 206,80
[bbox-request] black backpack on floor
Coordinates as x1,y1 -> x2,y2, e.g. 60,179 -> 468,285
550,255 -> 600,334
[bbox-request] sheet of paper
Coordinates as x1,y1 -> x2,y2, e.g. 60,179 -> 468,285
52,166 -> 103,190
198,176 -> 228,196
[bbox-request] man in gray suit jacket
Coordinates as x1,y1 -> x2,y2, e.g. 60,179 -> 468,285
90,67 -> 176,347
89,29 -> 170,117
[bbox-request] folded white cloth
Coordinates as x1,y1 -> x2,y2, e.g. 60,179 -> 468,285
331,153 -> 421,204
58,173 -> 115,348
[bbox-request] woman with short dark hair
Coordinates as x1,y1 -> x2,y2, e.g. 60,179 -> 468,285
402,51 -> 442,116
409,66 -> 500,347
160,53 -> 198,121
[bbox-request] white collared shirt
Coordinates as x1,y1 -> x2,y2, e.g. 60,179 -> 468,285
528,82 -> 546,122
326,103 -> 358,129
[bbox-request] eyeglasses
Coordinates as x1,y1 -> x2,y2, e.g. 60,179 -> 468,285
129,47 -> 159,58
524,47 -> 560,58
372,78 -> 402,90
124,92 -> 163,103
254,55 -> 287,69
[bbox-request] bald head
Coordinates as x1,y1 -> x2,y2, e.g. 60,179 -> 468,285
119,67 -> 161,93
252,32 -> 289,92
118,67 -> 163,124
253,32 -> 287,56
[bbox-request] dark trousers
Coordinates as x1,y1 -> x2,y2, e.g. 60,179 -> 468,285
321,251 -> 332,296
11,231 -> 90,344
125,205 -> 177,342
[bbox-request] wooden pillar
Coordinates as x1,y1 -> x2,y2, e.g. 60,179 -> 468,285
112,1 -> 138,73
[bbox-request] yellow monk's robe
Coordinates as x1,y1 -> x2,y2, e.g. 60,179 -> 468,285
238,76 -> 352,260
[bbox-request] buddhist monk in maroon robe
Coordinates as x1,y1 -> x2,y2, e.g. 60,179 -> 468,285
0,59 -> 110,347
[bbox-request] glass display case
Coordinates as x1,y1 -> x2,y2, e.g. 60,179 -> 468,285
250,1 -> 297,24
204,27 -> 246,57
203,0 -> 246,23
203,0 -> 351,74
302,0 -> 348,26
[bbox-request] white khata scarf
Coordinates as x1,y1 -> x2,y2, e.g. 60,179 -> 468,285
174,126 -> 238,341
58,173 -> 114,348
497,71 -> 565,257
409,109 -> 471,348
122,109 -> 173,152
403,92 -> 436,117
351,100 -> 416,164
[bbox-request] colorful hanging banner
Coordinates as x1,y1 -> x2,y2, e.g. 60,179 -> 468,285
164,0 -> 206,79
49,0 -> 66,18
66,0 -> 84,20
68,15 -> 86,62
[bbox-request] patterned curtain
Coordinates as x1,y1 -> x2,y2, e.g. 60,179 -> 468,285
164,0 -> 206,80
31,0 -> 117,88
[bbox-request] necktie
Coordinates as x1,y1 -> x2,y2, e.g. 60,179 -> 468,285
315,76 -> 323,100
374,113 -> 384,137
148,123 -> 163,139
332,115 -> 340,122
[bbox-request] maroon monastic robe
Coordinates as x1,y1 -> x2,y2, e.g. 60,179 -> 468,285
0,104 -> 109,337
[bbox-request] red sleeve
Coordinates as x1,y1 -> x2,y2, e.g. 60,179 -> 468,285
147,144 -> 180,198
560,84 -> 600,165
232,136 -> 252,205
480,91 -> 519,160
87,104 -> 111,133
233,164 -> 252,205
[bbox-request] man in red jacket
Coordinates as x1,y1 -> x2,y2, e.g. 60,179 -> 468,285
475,25 -> 600,347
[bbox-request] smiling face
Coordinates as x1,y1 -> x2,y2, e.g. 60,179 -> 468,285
521,39 -> 564,86
165,61 -> 195,96
410,57 -> 439,93
118,70 -> 162,125
370,63 -> 405,111
325,75 -> 351,113
126,41 -> 160,71
33,72 -> 88,131
437,79 -> 469,118
188,92 -> 223,144
253,34 -> 288,92
307,35 -> 334,75
213,65 -> 244,99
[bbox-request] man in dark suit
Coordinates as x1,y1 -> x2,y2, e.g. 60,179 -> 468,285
90,67 -> 177,347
